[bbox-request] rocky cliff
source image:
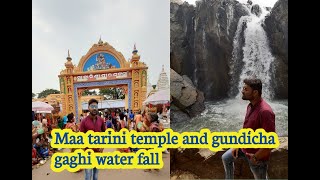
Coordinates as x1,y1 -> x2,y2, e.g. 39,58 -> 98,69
171,0 -> 288,100
264,0 -> 288,99
171,0 -> 249,100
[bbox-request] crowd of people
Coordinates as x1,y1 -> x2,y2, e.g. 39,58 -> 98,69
32,101 -> 170,169
32,113 -> 55,166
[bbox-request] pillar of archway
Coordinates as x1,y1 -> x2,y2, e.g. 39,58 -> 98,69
77,88 -> 84,120
59,50 -> 75,116
130,44 -> 147,112
118,85 -> 129,110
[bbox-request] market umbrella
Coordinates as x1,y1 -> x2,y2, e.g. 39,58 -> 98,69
32,101 -> 54,112
143,89 -> 170,105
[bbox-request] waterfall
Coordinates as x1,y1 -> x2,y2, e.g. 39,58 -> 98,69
230,4 -> 274,100
228,15 -> 249,97
193,16 -> 198,87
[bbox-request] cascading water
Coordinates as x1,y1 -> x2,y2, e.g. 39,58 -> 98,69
193,16 -> 199,87
234,5 -> 274,100
171,1 -> 288,137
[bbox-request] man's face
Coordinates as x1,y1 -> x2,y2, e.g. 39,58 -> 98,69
88,102 -> 98,116
241,84 -> 255,100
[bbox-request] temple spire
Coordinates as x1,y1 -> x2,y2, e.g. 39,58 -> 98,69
130,42 -> 140,64
67,49 -> 72,60
98,35 -> 103,45
65,49 -> 73,69
157,64 -> 169,90
132,43 -> 138,54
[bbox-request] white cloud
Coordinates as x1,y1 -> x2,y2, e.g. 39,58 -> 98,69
32,8 -> 52,33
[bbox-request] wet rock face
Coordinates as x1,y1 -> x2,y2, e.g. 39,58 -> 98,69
264,0 -> 288,99
251,4 -> 262,17
171,0 -> 249,100
170,2 -> 195,77
265,7 -> 271,11
170,138 -> 288,179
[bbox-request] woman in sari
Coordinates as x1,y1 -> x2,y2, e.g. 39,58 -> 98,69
65,113 -> 79,152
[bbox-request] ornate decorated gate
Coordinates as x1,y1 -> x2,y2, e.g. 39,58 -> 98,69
58,38 -> 148,120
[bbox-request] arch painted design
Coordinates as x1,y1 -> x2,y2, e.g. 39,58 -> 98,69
83,53 -> 120,72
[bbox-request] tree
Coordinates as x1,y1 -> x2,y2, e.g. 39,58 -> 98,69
99,88 -> 124,100
82,89 -> 98,96
38,89 -> 60,98
32,92 -> 36,98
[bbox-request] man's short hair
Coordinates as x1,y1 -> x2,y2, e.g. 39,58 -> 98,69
88,98 -> 98,105
67,113 -> 74,121
119,112 -> 125,120
243,78 -> 262,95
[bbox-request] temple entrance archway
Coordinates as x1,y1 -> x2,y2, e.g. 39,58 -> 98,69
58,38 -> 148,121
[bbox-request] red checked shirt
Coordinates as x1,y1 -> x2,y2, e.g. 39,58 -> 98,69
80,115 -> 106,152
241,98 -> 275,161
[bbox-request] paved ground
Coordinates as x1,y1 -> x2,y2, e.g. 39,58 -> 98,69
32,148 -> 170,180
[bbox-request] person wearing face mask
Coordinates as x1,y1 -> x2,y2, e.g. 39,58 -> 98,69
80,99 -> 106,180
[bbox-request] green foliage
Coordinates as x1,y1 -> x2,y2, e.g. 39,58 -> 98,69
99,87 -> 124,100
37,89 -> 60,98
82,89 -> 97,96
